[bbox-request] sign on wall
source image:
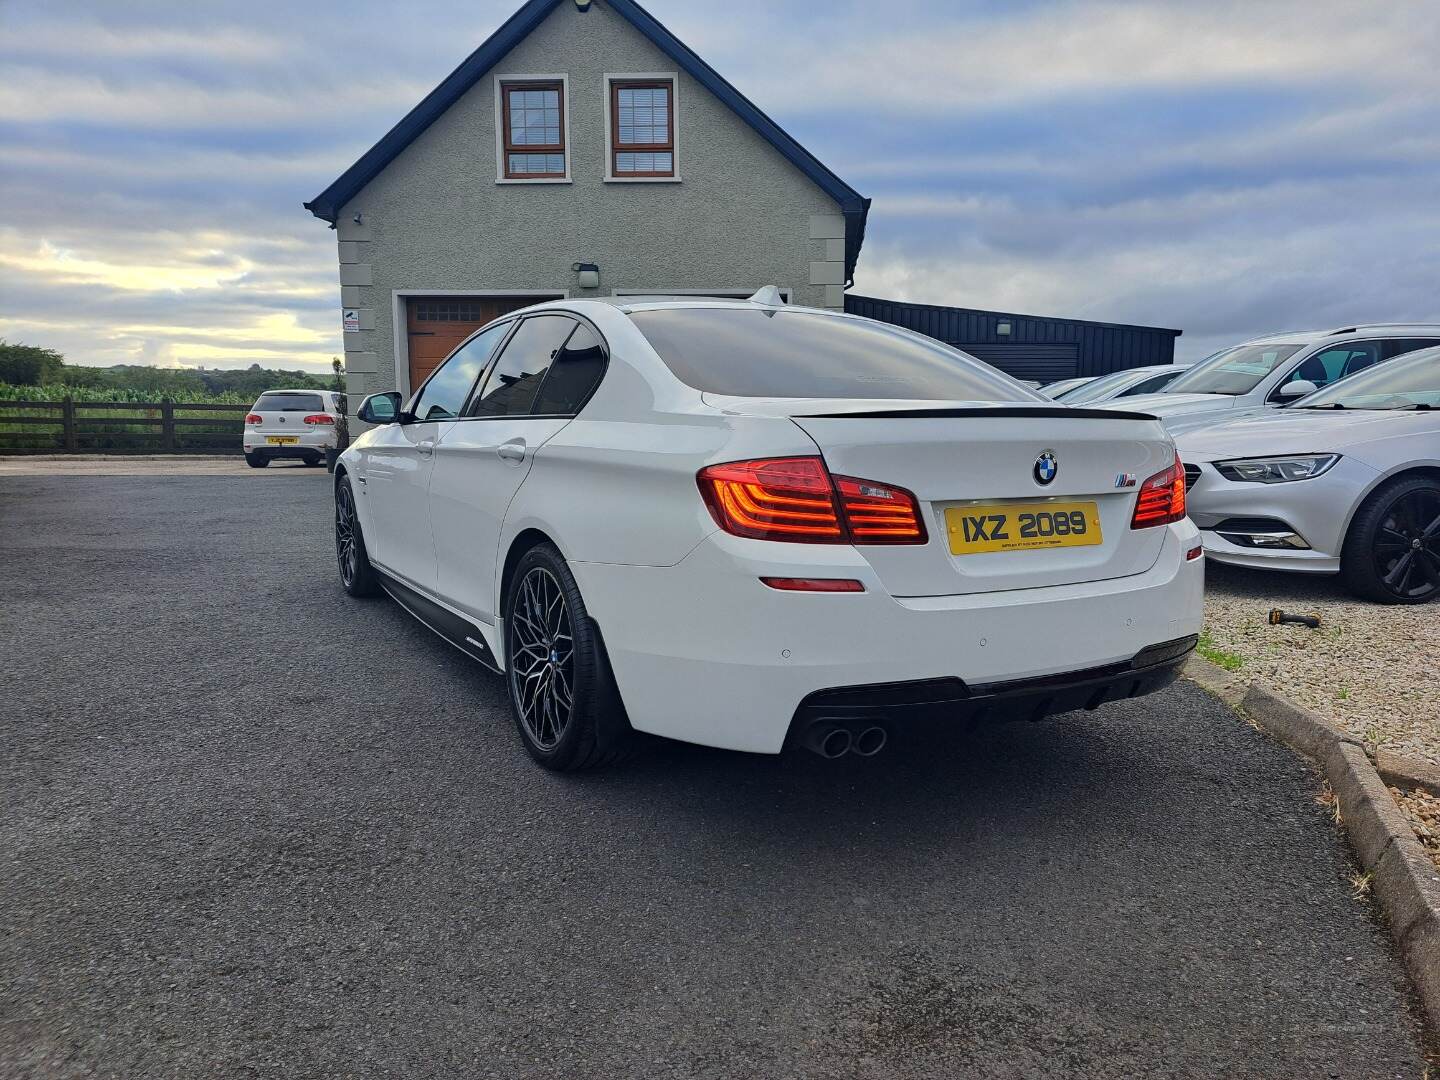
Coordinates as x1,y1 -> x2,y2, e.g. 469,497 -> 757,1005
343,309 -> 360,332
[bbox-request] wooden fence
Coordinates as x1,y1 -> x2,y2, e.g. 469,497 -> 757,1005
0,399 -> 252,454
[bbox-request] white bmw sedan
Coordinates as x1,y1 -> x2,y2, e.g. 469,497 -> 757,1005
334,296 -> 1204,770
1178,347 -> 1440,603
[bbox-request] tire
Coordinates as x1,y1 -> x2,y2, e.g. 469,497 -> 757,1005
504,543 -> 634,771
1339,473 -> 1440,604
334,475 -> 380,598
245,453 -> 270,469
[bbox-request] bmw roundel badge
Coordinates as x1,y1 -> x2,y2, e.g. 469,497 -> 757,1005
1034,450 -> 1058,486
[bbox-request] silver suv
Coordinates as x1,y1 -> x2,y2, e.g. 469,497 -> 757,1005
1100,324 -> 1440,435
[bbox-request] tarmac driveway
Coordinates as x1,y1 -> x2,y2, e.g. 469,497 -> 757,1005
1,470 -> 1433,1078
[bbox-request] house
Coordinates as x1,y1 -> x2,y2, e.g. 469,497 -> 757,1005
305,0 -> 1181,401
304,0 -> 870,403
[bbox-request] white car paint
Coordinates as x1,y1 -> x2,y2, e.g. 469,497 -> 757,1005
339,298 -> 1204,756
242,389 -> 343,463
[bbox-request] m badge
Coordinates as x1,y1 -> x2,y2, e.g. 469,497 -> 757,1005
1114,472 -> 1138,488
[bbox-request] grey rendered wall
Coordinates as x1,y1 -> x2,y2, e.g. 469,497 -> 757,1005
335,0 -> 847,397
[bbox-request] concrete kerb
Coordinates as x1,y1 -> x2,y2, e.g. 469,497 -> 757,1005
1182,655 -> 1440,1032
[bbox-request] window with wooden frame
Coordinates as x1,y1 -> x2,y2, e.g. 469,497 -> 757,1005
610,80 -> 674,177
501,81 -> 566,179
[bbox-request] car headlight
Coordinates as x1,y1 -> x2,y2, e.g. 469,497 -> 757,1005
1213,454 -> 1339,484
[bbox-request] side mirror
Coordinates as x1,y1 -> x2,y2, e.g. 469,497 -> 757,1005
357,391 -> 402,424
1278,379 -> 1318,399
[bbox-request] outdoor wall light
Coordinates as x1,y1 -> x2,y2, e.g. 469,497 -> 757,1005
572,262 -> 601,289
996,320 -> 1012,336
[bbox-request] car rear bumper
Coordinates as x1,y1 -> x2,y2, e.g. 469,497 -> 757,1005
243,431 -> 336,454
570,520 -> 1204,754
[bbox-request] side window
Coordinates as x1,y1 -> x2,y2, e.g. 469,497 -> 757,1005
1381,337 -> 1439,360
1274,343 -> 1380,398
533,323 -> 607,415
1121,371 -> 1174,397
411,323 -> 508,421
468,315 -> 575,418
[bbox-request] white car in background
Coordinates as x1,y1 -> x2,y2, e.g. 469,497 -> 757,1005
1179,348 -> 1440,603
333,294 -> 1204,771
1101,324 -> 1440,435
1038,376 -> 1097,399
243,389 -> 344,468
1055,364 -> 1192,405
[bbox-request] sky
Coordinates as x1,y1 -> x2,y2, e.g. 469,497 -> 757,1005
2,0 -> 1439,370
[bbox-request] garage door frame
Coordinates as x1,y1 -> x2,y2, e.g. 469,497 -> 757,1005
391,289 -> 568,401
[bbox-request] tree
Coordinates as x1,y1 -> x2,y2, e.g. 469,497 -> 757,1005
0,341 -> 65,385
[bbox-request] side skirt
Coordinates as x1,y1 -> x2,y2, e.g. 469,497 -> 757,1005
376,569 -> 502,673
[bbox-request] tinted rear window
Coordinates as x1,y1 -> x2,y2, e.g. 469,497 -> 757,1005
254,393 -> 324,412
628,308 -> 1039,401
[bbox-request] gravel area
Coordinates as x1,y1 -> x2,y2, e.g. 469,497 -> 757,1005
1391,787 -> 1440,874
1202,561 -> 1440,768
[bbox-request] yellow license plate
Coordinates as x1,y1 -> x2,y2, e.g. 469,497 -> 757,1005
946,501 -> 1102,555
266,436 -> 300,446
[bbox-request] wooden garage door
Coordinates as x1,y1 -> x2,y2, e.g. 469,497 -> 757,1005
406,296 -> 554,391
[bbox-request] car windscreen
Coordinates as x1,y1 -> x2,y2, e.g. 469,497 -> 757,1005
1295,348 -> 1440,410
1058,369 -> 1143,403
254,393 -> 325,412
627,308 -> 1042,401
1165,344 -> 1303,396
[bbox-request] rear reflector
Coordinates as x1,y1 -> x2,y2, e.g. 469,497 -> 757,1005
1186,544 -> 1203,561
697,456 -> 926,545
760,577 -> 865,592
244,413 -> 262,425
1131,452 -> 1187,529
303,414 -> 335,425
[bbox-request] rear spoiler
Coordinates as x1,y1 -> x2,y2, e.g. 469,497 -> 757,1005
795,406 -> 1158,421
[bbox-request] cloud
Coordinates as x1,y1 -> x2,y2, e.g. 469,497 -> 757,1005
1,0 -> 1439,375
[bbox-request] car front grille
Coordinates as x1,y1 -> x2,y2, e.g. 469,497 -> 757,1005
1183,464 -> 1201,491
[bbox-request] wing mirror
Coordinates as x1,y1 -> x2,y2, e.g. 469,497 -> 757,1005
357,391 -> 402,424
1278,379 -> 1318,400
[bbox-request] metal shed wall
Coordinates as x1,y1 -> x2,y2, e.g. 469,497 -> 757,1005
845,295 -> 1182,380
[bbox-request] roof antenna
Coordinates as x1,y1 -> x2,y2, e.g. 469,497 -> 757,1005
747,286 -> 785,307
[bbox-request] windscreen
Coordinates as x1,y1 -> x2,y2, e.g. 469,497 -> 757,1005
254,392 -> 324,412
1165,344 -> 1303,395
1059,369 -> 1144,403
1296,348 -> 1440,409
628,308 -> 1042,402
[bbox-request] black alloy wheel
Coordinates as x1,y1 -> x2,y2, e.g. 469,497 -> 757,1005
1342,475 -> 1440,603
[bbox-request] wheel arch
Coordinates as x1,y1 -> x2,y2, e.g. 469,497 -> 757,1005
1341,463 -> 1440,542
499,528 -> 560,620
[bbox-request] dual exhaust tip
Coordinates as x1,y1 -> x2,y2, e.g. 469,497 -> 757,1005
801,720 -> 888,759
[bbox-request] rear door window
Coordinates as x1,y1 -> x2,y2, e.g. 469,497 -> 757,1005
254,392 -> 324,412
1381,337 -> 1440,360
468,315 -> 575,417
532,323 -> 607,415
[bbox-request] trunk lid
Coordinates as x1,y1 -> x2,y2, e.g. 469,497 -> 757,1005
781,405 -> 1176,597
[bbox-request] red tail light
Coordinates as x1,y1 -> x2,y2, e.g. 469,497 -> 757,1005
303,414 -> 335,425
245,413 -> 262,425
1131,452 -> 1187,528
697,457 -> 926,545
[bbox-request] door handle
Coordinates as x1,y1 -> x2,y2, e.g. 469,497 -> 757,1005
416,439 -> 436,458
496,439 -> 527,465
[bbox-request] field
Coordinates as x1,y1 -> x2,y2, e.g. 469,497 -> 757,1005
0,384 -> 253,453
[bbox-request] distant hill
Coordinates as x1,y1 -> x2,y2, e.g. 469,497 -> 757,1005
0,341 -> 337,399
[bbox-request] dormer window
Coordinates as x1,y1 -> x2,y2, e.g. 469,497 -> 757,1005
607,77 -> 676,180
498,77 -> 569,181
